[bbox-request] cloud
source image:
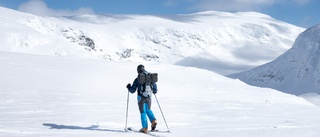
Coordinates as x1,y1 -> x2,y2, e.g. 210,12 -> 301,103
292,0 -> 312,5
164,0 -> 313,12
0,2 -> 5,7
192,0 -> 274,12
164,0 -> 194,7
18,0 -> 94,17
163,0 -> 176,7
299,16 -> 318,28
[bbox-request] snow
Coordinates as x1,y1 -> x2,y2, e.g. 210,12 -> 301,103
1,6 -> 320,137
231,24 -> 320,96
1,51 -> 320,137
0,6 -> 304,75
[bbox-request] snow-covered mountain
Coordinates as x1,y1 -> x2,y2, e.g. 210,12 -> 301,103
230,24 -> 320,96
2,6 -> 320,137
0,6 -> 304,75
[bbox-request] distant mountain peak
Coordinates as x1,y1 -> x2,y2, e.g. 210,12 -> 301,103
231,24 -> 320,95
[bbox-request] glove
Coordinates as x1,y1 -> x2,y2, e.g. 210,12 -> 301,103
153,90 -> 157,94
126,83 -> 131,89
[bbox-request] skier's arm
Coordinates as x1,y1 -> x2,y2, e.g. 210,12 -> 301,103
128,78 -> 139,93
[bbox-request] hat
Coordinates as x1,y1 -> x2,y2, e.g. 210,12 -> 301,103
137,64 -> 145,73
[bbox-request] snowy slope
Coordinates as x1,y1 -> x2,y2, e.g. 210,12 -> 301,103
230,24 -> 320,96
0,6 -> 304,75
1,51 -> 320,137
1,6 -> 320,137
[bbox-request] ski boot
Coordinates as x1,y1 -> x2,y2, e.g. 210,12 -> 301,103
151,120 -> 157,131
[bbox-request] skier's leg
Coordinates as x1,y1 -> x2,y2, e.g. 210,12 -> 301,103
138,96 -> 148,128
140,111 -> 148,128
145,97 -> 157,130
145,98 -> 156,122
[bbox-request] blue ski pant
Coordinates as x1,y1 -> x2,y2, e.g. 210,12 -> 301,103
138,95 -> 156,128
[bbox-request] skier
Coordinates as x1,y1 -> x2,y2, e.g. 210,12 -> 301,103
126,64 -> 158,133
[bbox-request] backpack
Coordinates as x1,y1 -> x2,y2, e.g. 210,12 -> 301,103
137,72 -> 158,97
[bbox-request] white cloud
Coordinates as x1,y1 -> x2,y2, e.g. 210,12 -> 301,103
164,0 -> 313,12
18,0 -> 94,17
191,0 -> 274,12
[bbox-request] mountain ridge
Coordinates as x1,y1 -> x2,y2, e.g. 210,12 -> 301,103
230,24 -> 320,95
0,6 -> 304,75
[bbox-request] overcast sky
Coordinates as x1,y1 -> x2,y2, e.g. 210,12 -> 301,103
0,0 -> 319,28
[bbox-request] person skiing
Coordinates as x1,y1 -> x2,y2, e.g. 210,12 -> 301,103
126,64 -> 158,133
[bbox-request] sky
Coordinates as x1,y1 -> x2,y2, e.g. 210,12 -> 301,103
0,0 -> 319,28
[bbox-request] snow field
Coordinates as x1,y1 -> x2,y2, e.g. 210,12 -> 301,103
1,51 -> 320,137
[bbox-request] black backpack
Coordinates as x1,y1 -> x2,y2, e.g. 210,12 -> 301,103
137,72 -> 158,97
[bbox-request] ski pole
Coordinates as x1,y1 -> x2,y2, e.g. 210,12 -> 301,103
154,94 -> 170,132
125,91 -> 130,131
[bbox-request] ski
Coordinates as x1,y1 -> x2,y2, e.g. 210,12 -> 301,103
150,129 -> 171,133
126,127 -> 163,137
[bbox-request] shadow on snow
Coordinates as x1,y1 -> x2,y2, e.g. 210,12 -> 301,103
43,123 -> 125,133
